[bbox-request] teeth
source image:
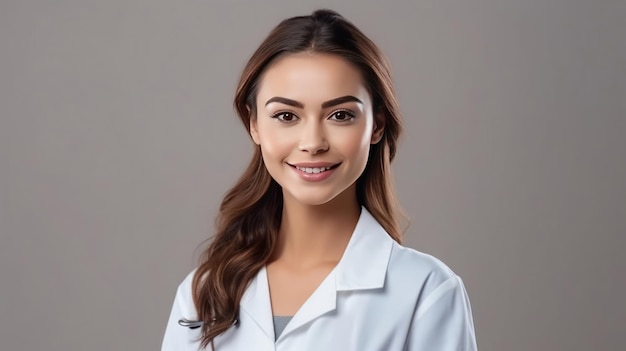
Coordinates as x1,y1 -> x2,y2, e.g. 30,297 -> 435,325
296,166 -> 331,174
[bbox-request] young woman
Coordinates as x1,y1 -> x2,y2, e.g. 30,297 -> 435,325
162,9 -> 477,351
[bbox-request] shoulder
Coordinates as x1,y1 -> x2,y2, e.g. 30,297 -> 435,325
358,206 -> 464,299
388,241 -> 456,280
386,241 -> 461,299
176,269 -> 197,294
172,269 -> 199,319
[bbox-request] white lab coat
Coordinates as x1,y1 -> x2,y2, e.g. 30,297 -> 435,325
162,207 -> 477,350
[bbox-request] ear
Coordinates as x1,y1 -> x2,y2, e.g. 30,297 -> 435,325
371,112 -> 385,144
248,108 -> 261,145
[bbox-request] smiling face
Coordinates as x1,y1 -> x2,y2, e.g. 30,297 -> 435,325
250,53 -> 383,207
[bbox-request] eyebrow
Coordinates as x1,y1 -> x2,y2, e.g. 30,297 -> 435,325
264,95 -> 363,109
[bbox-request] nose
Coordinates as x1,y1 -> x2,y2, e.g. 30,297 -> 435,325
298,120 -> 329,154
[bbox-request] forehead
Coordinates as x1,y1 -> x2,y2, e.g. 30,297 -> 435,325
256,53 -> 371,107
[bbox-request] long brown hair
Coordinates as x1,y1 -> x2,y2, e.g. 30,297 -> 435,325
192,9 -> 403,349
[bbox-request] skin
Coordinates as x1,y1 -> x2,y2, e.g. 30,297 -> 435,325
250,53 -> 384,316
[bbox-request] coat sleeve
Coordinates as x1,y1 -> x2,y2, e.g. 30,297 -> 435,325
405,274 -> 477,350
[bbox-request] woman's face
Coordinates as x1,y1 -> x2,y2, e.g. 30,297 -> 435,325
250,53 -> 383,206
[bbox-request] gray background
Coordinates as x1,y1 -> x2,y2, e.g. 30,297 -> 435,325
1,0 -> 624,350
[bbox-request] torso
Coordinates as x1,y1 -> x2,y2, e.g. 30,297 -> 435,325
161,208 -> 476,351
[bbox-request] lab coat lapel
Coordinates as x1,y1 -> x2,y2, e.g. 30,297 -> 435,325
279,207 -> 394,339
278,269 -> 338,339
239,266 -> 275,341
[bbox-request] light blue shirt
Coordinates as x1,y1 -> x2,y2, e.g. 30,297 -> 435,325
273,316 -> 292,340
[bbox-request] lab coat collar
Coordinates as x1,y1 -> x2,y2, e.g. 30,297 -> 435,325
334,206 -> 394,291
239,206 -> 394,341
239,266 -> 275,340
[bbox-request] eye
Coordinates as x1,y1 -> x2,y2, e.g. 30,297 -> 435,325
271,112 -> 299,123
329,110 -> 356,122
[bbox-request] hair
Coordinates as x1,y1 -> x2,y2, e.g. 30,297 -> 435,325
191,9 -> 403,349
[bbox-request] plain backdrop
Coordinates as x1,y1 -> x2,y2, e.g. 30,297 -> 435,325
1,0 -> 625,350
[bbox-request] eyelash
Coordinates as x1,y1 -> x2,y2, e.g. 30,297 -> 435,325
270,109 -> 356,123
271,111 -> 298,122
329,110 -> 356,122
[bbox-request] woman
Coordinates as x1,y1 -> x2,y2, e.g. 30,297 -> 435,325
162,9 -> 477,351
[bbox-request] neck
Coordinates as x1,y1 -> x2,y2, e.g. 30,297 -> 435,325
272,187 -> 361,268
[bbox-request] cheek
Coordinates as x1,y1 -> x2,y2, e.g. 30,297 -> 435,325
257,123 -> 293,161
335,127 -> 372,160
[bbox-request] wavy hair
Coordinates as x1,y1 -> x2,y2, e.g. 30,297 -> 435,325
192,9 -> 404,349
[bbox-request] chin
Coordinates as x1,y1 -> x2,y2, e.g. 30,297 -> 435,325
283,189 -> 343,207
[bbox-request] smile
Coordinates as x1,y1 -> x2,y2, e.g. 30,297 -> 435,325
295,166 -> 333,174
287,162 -> 341,182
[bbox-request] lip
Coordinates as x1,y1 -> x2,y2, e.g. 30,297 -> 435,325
287,162 -> 340,182
288,162 -> 340,168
